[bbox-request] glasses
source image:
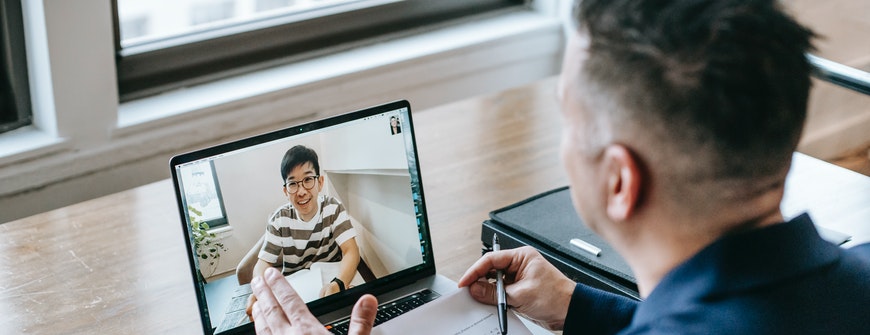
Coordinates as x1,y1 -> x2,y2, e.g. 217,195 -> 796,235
284,175 -> 319,193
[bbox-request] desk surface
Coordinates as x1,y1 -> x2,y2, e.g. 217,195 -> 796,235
2,77 -> 869,334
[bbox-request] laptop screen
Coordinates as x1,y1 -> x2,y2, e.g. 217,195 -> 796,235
169,101 -> 434,334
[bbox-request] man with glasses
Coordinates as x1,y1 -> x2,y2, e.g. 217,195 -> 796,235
246,145 -> 361,319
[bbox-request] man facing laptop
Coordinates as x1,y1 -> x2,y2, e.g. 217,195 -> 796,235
250,0 -> 870,334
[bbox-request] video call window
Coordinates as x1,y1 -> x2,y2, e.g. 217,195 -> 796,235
175,110 -> 427,332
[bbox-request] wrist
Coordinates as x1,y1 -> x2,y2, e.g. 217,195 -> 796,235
331,277 -> 346,292
551,277 -> 576,329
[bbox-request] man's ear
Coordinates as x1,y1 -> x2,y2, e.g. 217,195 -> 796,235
602,145 -> 642,221
317,174 -> 325,191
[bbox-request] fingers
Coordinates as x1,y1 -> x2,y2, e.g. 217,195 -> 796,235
458,246 -> 535,287
458,247 -> 576,330
467,279 -> 498,306
251,269 -> 294,334
261,267 -> 311,324
246,294 -> 257,322
457,252 -> 501,287
251,301 -> 273,335
320,282 -> 340,298
348,294 -> 378,335
253,267 -> 325,333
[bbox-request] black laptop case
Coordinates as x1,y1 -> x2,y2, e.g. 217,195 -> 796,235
481,186 -> 640,300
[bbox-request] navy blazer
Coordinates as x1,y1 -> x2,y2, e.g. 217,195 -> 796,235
563,213 -> 870,334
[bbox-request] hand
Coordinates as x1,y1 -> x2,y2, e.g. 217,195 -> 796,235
458,246 -> 575,330
252,267 -> 378,335
319,281 -> 341,298
246,293 -> 258,322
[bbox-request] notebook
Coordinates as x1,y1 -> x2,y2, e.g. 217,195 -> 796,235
170,101 -> 458,335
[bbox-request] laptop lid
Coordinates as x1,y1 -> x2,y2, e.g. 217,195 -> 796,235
170,101 -> 436,335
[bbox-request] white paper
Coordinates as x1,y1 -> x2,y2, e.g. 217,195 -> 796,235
285,262 -> 367,303
284,268 -> 323,303
372,288 -> 533,335
311,261 -> 365,287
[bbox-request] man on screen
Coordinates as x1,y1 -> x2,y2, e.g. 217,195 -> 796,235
246,145 -> 360,318
389,116 -> 402,135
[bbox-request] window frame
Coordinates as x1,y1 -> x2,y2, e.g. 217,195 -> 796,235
113,0 -> 525,101
179,160 -> 229,229
0,0 -> 32,134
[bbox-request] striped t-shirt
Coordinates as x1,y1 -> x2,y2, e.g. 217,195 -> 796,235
258,195 -> 356,275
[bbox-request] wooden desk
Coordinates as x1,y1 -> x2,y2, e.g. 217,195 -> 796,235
2,77 -> 868,334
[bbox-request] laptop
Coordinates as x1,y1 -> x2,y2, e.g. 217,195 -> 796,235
170,101 -> 458,335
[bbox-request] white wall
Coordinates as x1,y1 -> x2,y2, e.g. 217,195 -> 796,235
319,114 -> 424,276
333,173 -> 421,276
320,115 -> 408,171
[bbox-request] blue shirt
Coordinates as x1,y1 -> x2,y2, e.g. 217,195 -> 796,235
563,213 -> 870,334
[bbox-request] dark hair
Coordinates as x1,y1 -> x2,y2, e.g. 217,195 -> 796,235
280,145 -> 320,182
572,0 -> 815,178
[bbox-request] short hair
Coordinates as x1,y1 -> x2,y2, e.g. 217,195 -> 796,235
280,145 -> 320,182
571,0 -> 815,180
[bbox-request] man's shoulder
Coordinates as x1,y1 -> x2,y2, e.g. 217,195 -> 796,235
627,228 -> 870,334
625,288 -> 869,335
269,202 -> 296,222
320,196 -> 346,214
839,243 -> 870,279
320,195 -> 343,206
846,242 -> 870,262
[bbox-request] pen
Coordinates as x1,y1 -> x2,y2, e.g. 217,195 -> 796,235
492,233 -> 508,335
570,238 -> 602,257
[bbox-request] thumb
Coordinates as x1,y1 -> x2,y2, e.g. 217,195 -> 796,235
468,279 -> 497,305
349,294 -> 378,335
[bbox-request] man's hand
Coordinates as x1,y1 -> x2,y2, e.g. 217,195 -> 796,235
247,259 -> 274,321
458,246 -> 576,330
319,281 -> 341,298
246,294 -> 258,322
252,267 -> 378,335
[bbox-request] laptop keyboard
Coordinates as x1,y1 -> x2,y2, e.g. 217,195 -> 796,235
325,289 -> 440,334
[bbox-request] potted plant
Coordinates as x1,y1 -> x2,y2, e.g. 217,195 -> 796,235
188,205 -> 227,279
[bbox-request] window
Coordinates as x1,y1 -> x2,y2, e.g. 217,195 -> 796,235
256,0 -> 296,12
113,0 -> 524,101
0,0 -> 32,134
190,0 -> 236,26
180,160 -> 229,229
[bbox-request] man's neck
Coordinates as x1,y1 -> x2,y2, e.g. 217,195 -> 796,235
625,204 -> 785,298
298,198 -> 321,223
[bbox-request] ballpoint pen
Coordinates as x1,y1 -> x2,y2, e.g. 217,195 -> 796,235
493,233 -> 508,335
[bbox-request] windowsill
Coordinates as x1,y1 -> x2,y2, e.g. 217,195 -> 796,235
0,126 -> 67,168
209,225 -> 234,240
115,9 -> 562,136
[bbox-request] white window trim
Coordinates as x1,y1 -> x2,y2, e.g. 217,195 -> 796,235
0,0 -> 567,223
